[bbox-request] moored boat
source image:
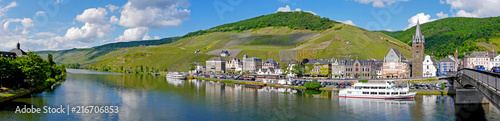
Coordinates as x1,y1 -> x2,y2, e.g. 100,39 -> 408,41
166,72 -> 186,80
338,80 -> 416,99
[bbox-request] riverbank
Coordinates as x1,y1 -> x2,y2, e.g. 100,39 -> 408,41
0,79 -> 63,103
193,77 -> 456,95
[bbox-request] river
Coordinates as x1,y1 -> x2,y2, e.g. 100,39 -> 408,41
0,69 -> 499,120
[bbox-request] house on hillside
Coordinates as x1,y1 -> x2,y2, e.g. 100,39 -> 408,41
423,55 -> 438,77
206,57 -> 226,73
344,59 -> 374,79
262,59 -> 278,69
190,62 -> 205,74
281,61 -> 299,78
221,50 -> 230,57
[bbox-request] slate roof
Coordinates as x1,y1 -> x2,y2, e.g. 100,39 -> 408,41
208,57 -> 225,61
9,43 -> 27,56
306,59 -> 329,64
245,57 -> 262,62
263,59 -> 277,64
439,57 -> 455,62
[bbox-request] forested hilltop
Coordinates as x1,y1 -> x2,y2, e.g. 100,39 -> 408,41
183,11 -> 336,38
381,17 -> 500,59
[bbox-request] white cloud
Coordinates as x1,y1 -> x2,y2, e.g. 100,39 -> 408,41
35,11 -> 46,16
110,15 -> 119,24
154,36 -> 160,39
444,0 -> 500,18
436,11 -> 449,19
3,18 -> 35,35
35,32 -> 57,37
341,20 -> 356,26
113,27 -> 150,43
385,28 -> 393,31
106,4 -> 119,12
352,0 -> 408,8
276,5 -> 316,15
405,13 -> 437,30
63,8 -> 113,43
76,7 -> 108,25
118,0 -> 190,29
0,1 -> 18,19
440,0 -> 446,4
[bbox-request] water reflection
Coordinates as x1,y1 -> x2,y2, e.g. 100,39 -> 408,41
0,69 -> 499,120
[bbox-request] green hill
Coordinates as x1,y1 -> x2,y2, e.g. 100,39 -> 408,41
381,17 -> 500,59
38,12 -> 410,72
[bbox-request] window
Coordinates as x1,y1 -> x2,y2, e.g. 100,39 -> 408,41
379,92 -> 385,95
371,87 -> 378,89
362,92 -> 369,94
392,92 -> 398,95
400,92 -> 407,95
355,86 -> 362,89
347,91 -> 352,94
379,87 -> 386,89
370,92 -> 377,94
363,87 -> 370,89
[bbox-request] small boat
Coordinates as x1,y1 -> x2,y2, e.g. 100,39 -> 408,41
166,72 -> 186,80
338,80 -> 416,99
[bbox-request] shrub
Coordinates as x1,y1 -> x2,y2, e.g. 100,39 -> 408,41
312,79 -> 318,82
304,82 -> 322,90
358,80 -> 368,83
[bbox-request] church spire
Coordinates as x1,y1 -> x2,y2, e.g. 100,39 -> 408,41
412,19 -> 425,43
16,40 -> 20,49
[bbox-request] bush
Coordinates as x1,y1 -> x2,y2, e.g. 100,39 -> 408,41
304,82 -> 322,90
358,80 -> 368,83
312,79 -> 318,82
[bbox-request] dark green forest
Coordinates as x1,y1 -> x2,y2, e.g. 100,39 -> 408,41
183,11 -> 336,38
381,17 -> 500,59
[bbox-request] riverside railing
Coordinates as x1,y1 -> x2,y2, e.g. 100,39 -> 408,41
460,68 -> 500,92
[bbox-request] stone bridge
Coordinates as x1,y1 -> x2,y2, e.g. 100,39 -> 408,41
453,68 -> 500,110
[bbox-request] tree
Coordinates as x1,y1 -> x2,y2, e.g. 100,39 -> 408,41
188,63 -> 196,72
47,53 -> 55,65
304,82 -> 321,90
281,62 -> 289,75
292,65 -> 304,77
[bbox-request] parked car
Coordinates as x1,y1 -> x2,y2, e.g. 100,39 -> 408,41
492,66 -> 500,72
475,65 -> 486,71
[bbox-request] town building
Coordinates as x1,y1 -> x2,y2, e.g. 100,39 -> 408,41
242,55 -> 262,73
206,57 -> 226,73
190,62 -> 205,74
491,54 -> 500,68
383,48 -> 410,78
331,58 -> 346,78
226,57 -> 242,72
262,59 -> 278,69
1,42 -> 27,59
438,55 -> 459,76
281,60 -> 299,78
344,59 -> 374,79
464,51 -> 492,70
373,61 -> 384,78
304,59 -> 329,77
422,55 -> 438,77
411,20 -> 425,77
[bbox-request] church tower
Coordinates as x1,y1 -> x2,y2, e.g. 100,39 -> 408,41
412,20 -> 425,77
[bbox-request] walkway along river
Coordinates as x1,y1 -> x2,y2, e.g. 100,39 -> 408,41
0,69 -> 498,120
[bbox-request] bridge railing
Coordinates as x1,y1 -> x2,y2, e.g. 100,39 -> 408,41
459,68 -> 500,92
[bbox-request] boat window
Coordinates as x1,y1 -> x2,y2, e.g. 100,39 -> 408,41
363,87 -> 370,89
347,91 -> 352,94
379,87 -> 386,89
392,92 -> 398,95
370,92 -> 377,94
378,92 -> 385,95
387,93 -> 390,95
355,86 -> 362,89
371,87 -> 378,89
400,92 -> 407,95
362,92 -> 369,94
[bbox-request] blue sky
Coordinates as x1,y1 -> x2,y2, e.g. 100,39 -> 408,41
0,0 -> 499,51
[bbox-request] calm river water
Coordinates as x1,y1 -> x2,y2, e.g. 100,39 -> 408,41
0,69 -> 499,120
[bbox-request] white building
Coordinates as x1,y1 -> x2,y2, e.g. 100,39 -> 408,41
491,54 -> 500,68
226,57 -> 243,72
423,55 -> 438,77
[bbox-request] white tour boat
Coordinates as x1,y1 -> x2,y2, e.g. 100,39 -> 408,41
338,80 -> 416,99
166,72 -> 186,80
